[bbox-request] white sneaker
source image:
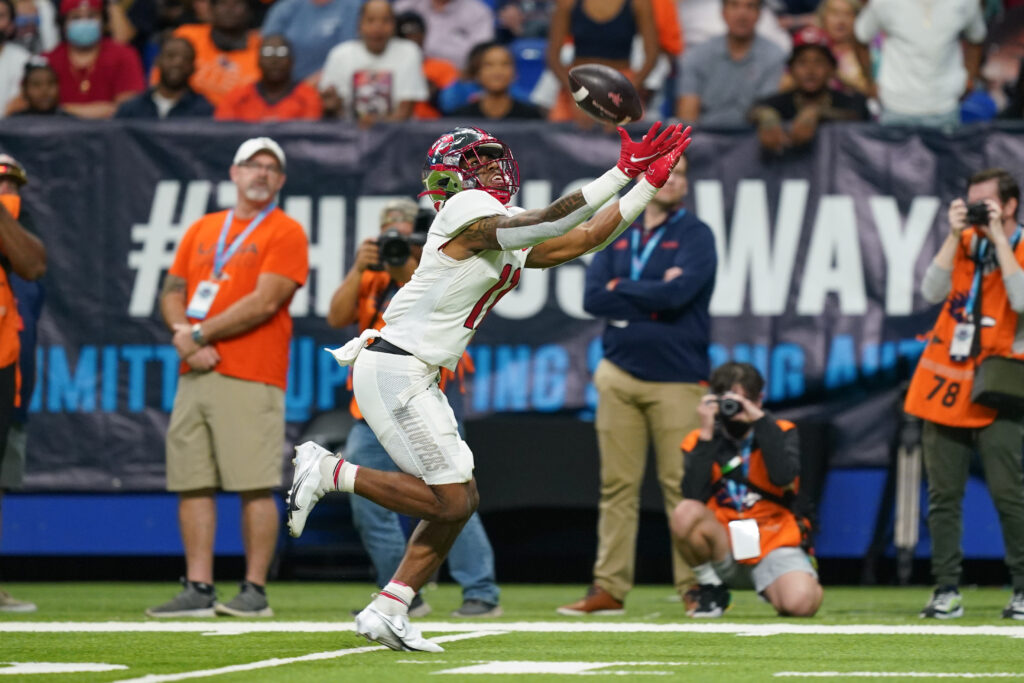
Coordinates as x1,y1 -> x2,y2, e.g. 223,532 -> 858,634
354,605 -> 444,653
286,441 -> 335,538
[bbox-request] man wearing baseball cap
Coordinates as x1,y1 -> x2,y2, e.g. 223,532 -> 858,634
0,154 -> 47,612
148,137 -> 308,618
748,25 -> 869,155
42,0 -> 144,118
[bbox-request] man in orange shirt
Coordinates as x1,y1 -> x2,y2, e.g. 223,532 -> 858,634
670,362 -> 822,618
215,34 -> 322,121
167,0 -> 260,106
0,155 -> 46,613
147,137 -> 309,618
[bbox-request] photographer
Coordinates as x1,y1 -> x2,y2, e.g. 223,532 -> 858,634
904,168 -> 1024,620
326,198 -> 503,618
669,362 -> 822,618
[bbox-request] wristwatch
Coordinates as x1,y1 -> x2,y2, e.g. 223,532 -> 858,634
190,323 -> 207,346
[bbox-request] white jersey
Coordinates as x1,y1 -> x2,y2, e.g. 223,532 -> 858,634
381,190 -> 530,370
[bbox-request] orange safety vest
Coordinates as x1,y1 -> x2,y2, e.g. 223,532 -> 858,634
681,420 -> 803,565
904,228 -> 1024,427
0,195 -> 23,370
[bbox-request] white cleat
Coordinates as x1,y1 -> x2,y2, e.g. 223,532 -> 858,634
286,440 -> 335,538
354,605 -> 444,653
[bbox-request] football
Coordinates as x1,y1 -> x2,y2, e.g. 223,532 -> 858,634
567,64 -> 644,126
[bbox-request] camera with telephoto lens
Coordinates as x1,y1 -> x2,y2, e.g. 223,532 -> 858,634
715,396 -> 743,418
966,201 -> 990,227
371,229 -> 428,269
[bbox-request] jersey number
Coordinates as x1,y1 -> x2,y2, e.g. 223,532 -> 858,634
464,264 -> 522,330
926,374 -> 961,407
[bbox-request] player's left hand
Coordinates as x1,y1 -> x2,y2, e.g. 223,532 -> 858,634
616,122 -> 686,178
644,132 -> 693,188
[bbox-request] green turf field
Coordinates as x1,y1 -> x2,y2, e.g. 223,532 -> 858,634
1,583 -> 1022,681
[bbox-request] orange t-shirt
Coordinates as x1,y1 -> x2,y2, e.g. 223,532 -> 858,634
169,207 -> 309,390
153,25 -> 261,106
414,57 -> 460,120
0,195 -> 22,369
215,81 -> 323,121
651,0 -> 683,56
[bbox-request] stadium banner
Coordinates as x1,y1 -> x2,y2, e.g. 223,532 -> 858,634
2,119 -> 1023,493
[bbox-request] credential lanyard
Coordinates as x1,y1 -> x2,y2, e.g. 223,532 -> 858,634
630,224 -> 665,281
214,204 -> 275,279
965,224 -> 1023,319
723,435 -> 753,512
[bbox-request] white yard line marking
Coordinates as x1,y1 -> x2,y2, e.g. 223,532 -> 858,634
435,661 -> 674,675
0,662 -> 129,675
1,622 -> 1023,638
776,673 -> 1024,678
110,631 -> 499,683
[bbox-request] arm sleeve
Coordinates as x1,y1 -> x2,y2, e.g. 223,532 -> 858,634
963,4 -> 986,44
853,3 -> 880,44
396,42 -> 430,101
756,48 -> 787,98
168,221 -> 199,279
261,217 -> 310,285
921,262 -> 952,304
609,225 -> 717,313
676,49 -> 700,96
681,438 -> 717,502
1004,270 -> 1024,313
755,416 -> 800,488
583,246 -> 649,319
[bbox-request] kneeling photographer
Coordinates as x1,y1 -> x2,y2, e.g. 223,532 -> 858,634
669,362 -> 822,618
904,168 -> 1024,621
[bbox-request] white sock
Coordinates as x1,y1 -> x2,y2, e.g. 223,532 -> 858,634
694,562 -> 722,586
318,455 -> 358,493
373,581 -> 415,616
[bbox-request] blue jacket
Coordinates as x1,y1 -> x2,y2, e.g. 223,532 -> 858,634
583,207 -> 717,383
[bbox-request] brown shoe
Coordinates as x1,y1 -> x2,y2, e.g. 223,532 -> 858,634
556,584 -> 624,616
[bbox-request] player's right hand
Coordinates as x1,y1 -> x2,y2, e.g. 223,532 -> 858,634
616,122 -> 686,178
644,133 -> 693,188
354,238 -> 380,272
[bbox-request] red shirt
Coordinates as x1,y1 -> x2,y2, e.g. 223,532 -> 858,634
214,81 -> 323,121
45,39 -> 145,105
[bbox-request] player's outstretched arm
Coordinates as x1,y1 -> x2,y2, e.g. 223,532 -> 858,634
443,123 -> 685,260
525,134 -> 691,268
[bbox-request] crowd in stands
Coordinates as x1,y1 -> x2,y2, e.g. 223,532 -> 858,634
1,0 -> 1023,130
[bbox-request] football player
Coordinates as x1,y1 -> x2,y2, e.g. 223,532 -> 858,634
288,122 -> 691,651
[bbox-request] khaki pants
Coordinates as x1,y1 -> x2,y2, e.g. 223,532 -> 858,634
593,359 -> 704,600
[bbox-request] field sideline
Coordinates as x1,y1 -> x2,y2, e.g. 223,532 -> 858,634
1,583 -> 1022,681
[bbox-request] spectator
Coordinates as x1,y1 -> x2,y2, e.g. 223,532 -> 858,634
394,10 -> 457,119
558,153 -> 715,616
0,0 -> 31,116
12,0 -> 59,54
453,41 -> 543,119
854,0 -> 985,129
677,0 -> 790,53
115,36 -> 213,118
43,0 -> 145,118
814,0 -> 870,97
675,0 -> 786,127
0,154 -> 46,613
904,168 -> 1024,620
671,362 -> 823,618
749,26 -> 868,155
163,0 -> 260,107
118,0 -> 200,73
495,0 -> 553,43
393,0 -> 494,71
320,0 -> 427,125
9,58 -> 68,114
545,0 -> 658,123
326,199 -> 503,618
260,0 -> 362,84
146,137 -> 308,619
215,34 -> 320,120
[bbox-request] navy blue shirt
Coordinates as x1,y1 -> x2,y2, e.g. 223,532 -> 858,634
583,207 -> 717,383
114,88 -> 214,119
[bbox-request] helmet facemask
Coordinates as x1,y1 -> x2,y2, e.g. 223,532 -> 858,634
421,128 -> 520,210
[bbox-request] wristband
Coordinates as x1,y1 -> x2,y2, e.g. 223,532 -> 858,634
191,323 -> 207,346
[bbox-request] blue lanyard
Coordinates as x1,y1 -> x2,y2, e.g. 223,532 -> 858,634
630,225 -> 664,281
724,435 -> 753,512
214,204 -> 275,278
966,224 -> 1023,318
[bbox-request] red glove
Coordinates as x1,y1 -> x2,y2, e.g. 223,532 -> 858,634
616,122 -> 685,179
645,131 -> 692,188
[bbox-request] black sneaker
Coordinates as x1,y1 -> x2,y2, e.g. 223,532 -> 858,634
687,584 -> 731,618
919,586 -> 963,619
1002,590 -> 1024,620
215,581 -> 273,617
146,578 -> 216,618
451,599 -> 503,618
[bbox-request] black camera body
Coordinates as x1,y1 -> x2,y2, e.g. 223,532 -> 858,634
715,397 -> 742,418
371,229 -> 428,270
966,201 -> 990,227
